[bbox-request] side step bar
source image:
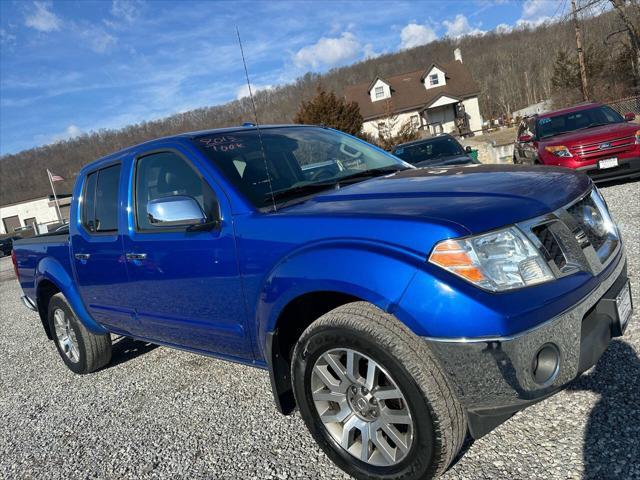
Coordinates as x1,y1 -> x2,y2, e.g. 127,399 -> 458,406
21,295 -> 38,312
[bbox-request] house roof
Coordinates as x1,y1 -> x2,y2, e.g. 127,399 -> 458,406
344,60 -> 480,121
367,75 -> 389,93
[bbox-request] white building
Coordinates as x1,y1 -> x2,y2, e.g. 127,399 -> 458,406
344,49 -> 483,138
0,196 -> 70,235
512,99 -> 553,119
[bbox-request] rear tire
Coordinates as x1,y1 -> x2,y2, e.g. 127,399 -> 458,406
291,302 -> 466,480
48,293 -> 111,374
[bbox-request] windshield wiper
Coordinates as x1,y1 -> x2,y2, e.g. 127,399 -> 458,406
578,122 -> 608,130
333,166 -> 408,184
266,166 -> 407,204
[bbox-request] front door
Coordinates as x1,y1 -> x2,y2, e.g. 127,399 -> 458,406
71,163 -> 137,334
122,148 -> 251,359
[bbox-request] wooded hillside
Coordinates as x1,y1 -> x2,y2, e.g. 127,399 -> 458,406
1,8 -> 637,205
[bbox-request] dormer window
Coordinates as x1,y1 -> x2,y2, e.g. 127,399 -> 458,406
429,74 -> 439,86
374,86 -> 384,99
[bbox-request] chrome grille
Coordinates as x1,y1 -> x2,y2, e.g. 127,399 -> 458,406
519,188 -> 621,278
532,224 -> 567,270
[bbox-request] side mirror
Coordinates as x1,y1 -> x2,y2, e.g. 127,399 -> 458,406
624,112 -> 635,122
465,146 -> 472,153
147,195 -> 206,227
518,134 -> 533,143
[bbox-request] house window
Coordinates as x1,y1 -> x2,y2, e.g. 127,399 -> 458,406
429,74 -> 439,86
378,121 -> 387,135
410,115 -> 420,128
374,86 -> 384,99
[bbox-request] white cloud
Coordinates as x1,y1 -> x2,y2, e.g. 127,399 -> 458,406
85,29 -> 117,53
516,0 -> 556,28
495,23 -> 512,34
235,83 -> 273,100
399,23 -> 437,49
293,32 -> 362,70
24,1 -> 62,32
442,14 -> 484,38
0,28 -> 17,45
39,124 -> 83,144
110,0 -> 144,24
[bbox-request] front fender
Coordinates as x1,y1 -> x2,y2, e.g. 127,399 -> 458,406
35,256 -> 108,335
256,240 -> 424,358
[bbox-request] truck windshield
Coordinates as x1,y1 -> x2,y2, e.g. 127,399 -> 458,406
537,106 -> 624,139
192,126 -> 410,209
393,136 -> 466,165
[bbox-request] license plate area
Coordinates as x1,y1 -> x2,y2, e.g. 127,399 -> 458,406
594,276 -> 633,337
616,280 -> 633,334
598,157 -> 618,169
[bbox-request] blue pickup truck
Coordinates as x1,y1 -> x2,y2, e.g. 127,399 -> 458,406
12,125 -> 633,480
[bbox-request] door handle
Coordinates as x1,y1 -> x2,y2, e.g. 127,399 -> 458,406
74,253 -> 91,261
125,253 -> 147,261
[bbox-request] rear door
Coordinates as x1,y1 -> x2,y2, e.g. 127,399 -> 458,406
71,163 -> 138,334
121,147 -> 252,359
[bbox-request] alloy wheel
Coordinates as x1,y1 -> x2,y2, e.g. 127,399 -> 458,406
53,308 -> 80,364
310,348 -> 414,466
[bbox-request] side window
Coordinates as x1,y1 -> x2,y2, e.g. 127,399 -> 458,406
527,118 -> 537,138
82,165 -> 121,233
135,151 -> 218,231
82,171 -> 97,231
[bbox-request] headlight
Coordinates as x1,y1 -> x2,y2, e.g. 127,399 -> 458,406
635,130 -> 640,145
544,145 -> 573,157
429,227 -> 554,291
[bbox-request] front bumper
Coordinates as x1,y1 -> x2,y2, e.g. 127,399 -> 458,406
425,254 -> 631,438
577,156 -> 640,183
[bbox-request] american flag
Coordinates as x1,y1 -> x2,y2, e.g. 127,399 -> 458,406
48,170 -> 64,182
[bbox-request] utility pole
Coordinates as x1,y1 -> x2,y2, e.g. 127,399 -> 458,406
571,0 -> 589,101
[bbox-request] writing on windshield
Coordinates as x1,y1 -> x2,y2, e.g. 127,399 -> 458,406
192,127 -> 407,209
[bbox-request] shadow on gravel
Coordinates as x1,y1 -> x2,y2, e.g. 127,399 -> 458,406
568,340 -> 640,479
106,336 -> 158,369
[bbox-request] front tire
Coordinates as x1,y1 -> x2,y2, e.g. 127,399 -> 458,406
48,293 -> 112,374
291,302 -> 466,480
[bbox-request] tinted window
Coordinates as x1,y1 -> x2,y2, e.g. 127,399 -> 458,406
82,171 -> 97,231
537,106 -> 623,139
393,137 -> 465,165
135,151 -> 218,230
94,165 -> 121,232
192,127 -> 406,209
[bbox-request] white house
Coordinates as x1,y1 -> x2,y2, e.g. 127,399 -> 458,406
0,196 -> 70,235
344,49 -> 483,138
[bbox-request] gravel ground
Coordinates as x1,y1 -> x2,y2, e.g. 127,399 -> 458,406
0,180 -> 638,480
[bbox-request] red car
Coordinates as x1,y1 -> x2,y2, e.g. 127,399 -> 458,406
514,102 -> 640,182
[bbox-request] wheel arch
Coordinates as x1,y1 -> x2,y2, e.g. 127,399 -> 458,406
34,256 -> 108,337
265,290 -> 362,415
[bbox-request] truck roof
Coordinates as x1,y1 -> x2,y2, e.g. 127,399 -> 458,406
83,124 -> 313,171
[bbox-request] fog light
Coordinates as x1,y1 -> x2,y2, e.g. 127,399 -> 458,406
532,344 -> 560,385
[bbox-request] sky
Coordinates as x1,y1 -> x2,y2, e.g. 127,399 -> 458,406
0,0 -> 571,155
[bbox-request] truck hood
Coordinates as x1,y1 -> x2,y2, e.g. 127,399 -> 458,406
539,122 -> 638,146
282,164 -> 591,234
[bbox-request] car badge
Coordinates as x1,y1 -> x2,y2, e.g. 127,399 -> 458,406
598,142 -> 611,150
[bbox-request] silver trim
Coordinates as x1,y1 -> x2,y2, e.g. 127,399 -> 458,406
21,295 -> 38,312
125,252 -> 147,261
424,253 -> 628,410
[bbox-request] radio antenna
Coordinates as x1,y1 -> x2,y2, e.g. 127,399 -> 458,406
236,26 -> 277,212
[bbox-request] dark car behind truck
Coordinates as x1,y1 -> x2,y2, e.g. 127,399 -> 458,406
12,125 -> 633,480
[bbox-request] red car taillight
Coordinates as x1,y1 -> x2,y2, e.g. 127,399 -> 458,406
11,249 -> 20,281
